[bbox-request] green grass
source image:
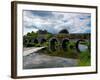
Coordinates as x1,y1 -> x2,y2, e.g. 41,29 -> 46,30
78,50 -> 91,66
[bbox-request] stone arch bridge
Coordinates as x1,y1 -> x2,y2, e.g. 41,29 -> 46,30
24,37 -> 90,52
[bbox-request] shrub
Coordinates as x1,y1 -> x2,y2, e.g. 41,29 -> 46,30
68,41 -> 76,50
26,43 -> 35,47
35,43 -> 41,47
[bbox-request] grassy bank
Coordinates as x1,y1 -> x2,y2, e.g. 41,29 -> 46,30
78,50 -> 91,66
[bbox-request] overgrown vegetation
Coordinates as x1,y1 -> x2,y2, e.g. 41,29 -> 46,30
23,29 -> 90,47
23,29 -> 91,66
78,50 -> 91,66
23,30 -> 53,47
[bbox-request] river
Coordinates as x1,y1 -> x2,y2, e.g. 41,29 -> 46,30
23,44 -> 88,69
23,49 -> 78,69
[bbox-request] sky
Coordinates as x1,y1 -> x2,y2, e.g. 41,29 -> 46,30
23,10 -> 91,35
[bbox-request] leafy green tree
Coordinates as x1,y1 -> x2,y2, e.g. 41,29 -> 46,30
59,29 -> 69,34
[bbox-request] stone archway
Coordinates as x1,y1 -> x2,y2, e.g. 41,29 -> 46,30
62,38 -> 69,51
40,38 -> 47,44
33,38 -> 38,44
49,37 -> 59,51
23,38 -> 29,47
76,39 -> 88,52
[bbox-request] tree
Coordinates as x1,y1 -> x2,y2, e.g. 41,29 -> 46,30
27,32 -> 31,36
59,29 -> 69,34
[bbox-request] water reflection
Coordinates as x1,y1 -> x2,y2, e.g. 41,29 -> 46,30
78,44 -> 88,52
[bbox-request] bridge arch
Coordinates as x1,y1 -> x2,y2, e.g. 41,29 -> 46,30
23,38 -> 29,47
61,38 -> 69,51
40,38 -> 47,44
33,38 -> 39,44
49,37 -> 59,51
76,39 -> 88,52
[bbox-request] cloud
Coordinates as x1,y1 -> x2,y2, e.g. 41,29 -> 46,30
29,10 -> 54,18
23,10 -> 91,35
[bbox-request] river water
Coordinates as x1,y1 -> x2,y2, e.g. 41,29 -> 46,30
23,44 -> 88,69
23,53 -> 78,69
78,44 -> 88,52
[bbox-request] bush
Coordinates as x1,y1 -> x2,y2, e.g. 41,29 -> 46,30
68,41 -> 76,50
41,42 -> 49,47
35,43 -> 41,47
26,43 -> 35,47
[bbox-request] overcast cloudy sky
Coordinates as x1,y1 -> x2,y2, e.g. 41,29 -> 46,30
23,10 -> 91,35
